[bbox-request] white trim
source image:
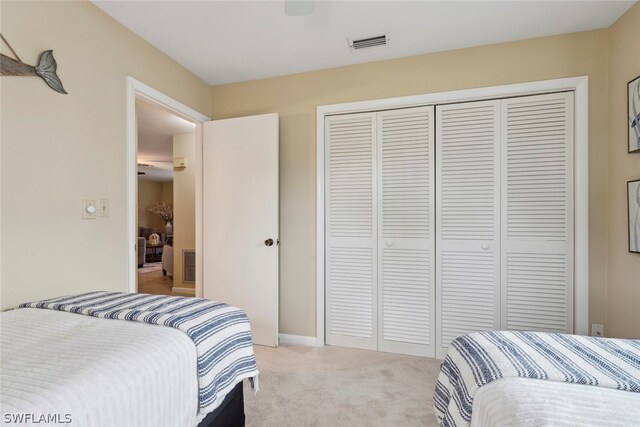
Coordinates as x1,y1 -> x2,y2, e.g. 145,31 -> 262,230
195,123 -> 204,298
316,107 -> 326,347
316,76 -> 590,345
573,78 -> 589,336
126,77 -> 210,295
278,334 -> 318,346
129,79 -> 210,123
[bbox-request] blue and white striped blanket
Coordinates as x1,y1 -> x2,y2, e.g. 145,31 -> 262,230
434,331 -> 640,427
19,291 -> 259,414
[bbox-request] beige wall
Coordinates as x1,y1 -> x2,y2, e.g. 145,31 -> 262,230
137,179 -> 166,230
0,0 -> 210,309
607,4 -> 640,338
211,30 -> 612,338
172,134 -> 196,288
162,181 -> 173,206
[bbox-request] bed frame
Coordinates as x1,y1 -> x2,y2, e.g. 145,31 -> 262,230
197,381 -> 245,427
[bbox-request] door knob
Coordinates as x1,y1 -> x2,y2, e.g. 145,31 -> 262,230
385,241 -> 394,247
264,238 -> 274,246
481,243 -> 490,250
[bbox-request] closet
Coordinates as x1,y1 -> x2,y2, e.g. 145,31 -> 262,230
325,91 -> 574,358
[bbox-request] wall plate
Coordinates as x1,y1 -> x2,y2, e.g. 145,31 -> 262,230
83,199 -> 97,219
98,199 -> 110,217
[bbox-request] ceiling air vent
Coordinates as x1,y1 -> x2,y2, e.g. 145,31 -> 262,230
349,33 -> 389,52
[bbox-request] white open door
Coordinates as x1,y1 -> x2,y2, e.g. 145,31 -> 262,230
203,113 -> 279,347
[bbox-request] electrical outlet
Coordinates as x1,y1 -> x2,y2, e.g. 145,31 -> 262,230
591,323 -> 604,337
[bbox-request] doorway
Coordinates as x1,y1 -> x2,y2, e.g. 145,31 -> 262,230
126,77 -> 210,297
136,97 -> 196,296
126,78 -> 281,346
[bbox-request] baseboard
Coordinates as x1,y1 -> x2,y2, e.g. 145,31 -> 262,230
172,286 -> 195,295
278,334 -> 318,346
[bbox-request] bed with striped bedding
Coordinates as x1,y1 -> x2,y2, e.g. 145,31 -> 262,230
2,291 -> 259,426
433,331 -> 640,427
18,291 -> 259,413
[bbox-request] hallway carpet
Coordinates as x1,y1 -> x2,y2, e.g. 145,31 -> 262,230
243,344 -> 442,427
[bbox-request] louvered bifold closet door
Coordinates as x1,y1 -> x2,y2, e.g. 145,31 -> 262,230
377,106 -> 435,357
501,92 -> 574,333
325,112 -> 378,350
436,100 -> 501,359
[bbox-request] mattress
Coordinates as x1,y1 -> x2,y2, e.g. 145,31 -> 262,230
471,377 -> 640,426
0,308 -> 206,427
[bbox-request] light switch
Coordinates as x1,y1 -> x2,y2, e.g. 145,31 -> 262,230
83,199 -> 97,219
98,199 -> 110,217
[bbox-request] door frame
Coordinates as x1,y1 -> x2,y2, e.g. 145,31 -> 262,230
316,76 -> 590,346
126,77 -> 210,296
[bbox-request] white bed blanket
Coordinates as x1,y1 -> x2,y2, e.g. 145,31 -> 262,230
1,308 -> 206,427
434,331 -> 640,426
471,377 -> 640,427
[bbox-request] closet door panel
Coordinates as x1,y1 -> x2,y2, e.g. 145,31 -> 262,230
501,93 -> 574,333
325,113 -> 377,350
377,106 -> 435,357
436,100 -> 501,358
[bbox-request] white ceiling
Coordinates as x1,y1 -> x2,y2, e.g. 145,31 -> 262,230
93,0 -> 635,86
136,97 -> 194,182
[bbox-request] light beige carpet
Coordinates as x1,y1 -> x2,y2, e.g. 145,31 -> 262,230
243,344 -> 442,427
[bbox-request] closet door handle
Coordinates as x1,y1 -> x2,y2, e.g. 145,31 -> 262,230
481,243 -> 490,250
385,241 -> 394,247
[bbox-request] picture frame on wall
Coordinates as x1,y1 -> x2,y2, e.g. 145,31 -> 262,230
629,75 -> 640,153
629,179 -> 640,254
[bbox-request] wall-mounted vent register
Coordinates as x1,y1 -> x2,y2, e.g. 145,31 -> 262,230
349,34 -> 389,52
